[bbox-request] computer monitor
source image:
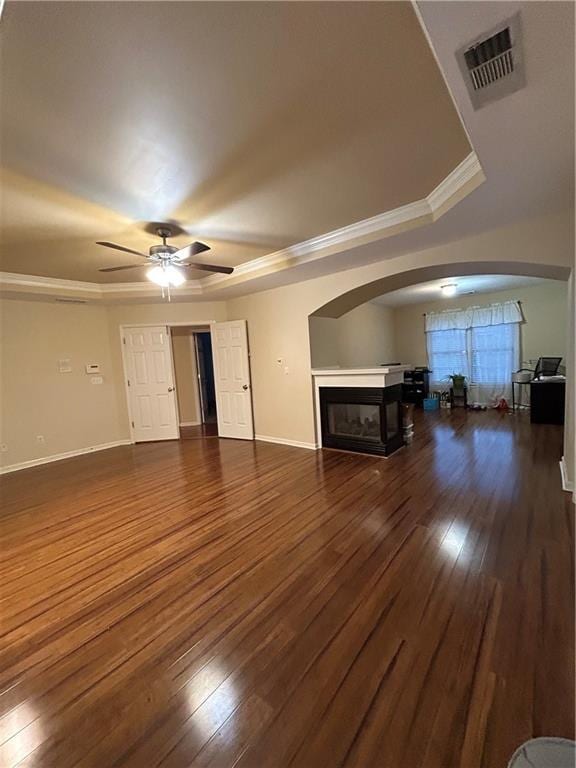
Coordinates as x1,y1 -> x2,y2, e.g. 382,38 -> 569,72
534,357 -> 562,378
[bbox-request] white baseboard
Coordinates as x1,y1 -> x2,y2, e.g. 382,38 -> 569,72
255,434 -> 318,451
0,439 -> 134,475
179,421 -> 202,427
559,456 -> 574,494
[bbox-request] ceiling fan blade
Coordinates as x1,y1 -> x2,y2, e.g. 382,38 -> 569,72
172,241 -> 211,260
96,241 -> 149,258
99,264 -> 148,273
181,262 -> 234,275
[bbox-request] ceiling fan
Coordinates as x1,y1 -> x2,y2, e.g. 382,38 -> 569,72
96,225 -> 233,296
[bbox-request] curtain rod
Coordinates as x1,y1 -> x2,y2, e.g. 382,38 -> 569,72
422,299 -> 523,316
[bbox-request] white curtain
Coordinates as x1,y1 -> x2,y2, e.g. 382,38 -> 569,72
468,323 -> 520,405
425,301 -> 522,406
425,300 -> 523,331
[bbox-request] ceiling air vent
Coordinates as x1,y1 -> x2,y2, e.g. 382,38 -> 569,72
456,13 -> 525,110
55,298 -> 88,304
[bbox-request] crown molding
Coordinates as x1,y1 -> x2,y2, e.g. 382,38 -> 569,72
205,198 -> 432,286
0,271 -> 100,292
427,151 -> 483,213
200,151 -> 484,293
0,271 -> 203,301
0,151 -> 483,302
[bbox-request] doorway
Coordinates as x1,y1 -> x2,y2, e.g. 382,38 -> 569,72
170,327 -> 217,438
194,332 -> 217,425
121,320 -> 254,443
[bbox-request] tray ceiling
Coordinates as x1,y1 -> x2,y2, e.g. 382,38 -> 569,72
0,1 -> 471,282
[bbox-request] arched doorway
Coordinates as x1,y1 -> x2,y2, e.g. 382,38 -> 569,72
306,259 -> 572,478
310,260 -> 570,319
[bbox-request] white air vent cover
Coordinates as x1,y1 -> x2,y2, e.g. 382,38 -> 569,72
456,13 -> 525,110
55,298 -> 88,304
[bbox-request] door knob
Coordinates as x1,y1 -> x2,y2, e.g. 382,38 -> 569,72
168,386 -> 175,392
242,384 -> 249,390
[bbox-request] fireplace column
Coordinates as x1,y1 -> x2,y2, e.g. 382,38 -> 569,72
312,366 -> 410,457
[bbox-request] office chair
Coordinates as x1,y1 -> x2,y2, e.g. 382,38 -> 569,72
534,357 -> 562,378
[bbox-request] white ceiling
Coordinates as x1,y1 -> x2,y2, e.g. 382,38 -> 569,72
372,274 -> 554,307
0,1 -> 469,282
199,0 -> 575,298
0,1 -> 573,298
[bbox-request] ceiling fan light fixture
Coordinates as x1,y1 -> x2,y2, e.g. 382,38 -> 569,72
147,264 -> 186,287
147,265 -> 169,286
441,283 -> 457,297
165,264 -> 186,286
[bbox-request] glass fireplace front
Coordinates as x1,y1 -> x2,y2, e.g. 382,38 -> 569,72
327,403 -> 381,442
319,386 -> 403,457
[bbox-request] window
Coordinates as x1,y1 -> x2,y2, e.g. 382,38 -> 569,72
426,329 -> 469,383
427,323 -> 519,404
470,324 -> 516,388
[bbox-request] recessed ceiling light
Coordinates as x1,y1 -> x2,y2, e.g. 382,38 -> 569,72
441,283 -> 457,297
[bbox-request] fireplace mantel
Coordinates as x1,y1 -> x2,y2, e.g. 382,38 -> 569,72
312,365 -> 409,389
312,366 -> 410,452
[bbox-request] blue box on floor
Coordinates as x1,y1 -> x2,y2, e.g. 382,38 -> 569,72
423,397 -> 440,411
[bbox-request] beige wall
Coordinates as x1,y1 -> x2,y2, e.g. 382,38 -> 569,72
308,316 -> 340,368
0,299 -> 125,468
393,280 -> 568,368
106,301 -> 228,328
228,284 -> 318,444
229,211 -> 573,446
172,329 -> 201,425
1,210 -> 572,465
0,299 -> 228,468
310,302 -> 397,368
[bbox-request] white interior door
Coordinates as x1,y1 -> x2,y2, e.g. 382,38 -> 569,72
123,326 -> 180,442
211,320 -> 254,440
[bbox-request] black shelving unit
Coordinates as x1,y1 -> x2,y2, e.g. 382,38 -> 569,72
402,368 -> 430,407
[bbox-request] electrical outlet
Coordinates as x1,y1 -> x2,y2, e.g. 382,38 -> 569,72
36,435 -> 45,444
0,444 -> 8,453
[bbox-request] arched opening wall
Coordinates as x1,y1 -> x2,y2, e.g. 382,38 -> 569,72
310,261 -> 569,319
226,210 -> 573,453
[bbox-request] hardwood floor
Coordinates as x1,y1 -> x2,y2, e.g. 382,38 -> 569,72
0,410 -> 573,767
180,424 -> 219,440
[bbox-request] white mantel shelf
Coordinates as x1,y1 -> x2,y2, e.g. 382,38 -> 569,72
312,365 -> 410,377
312,365 -> 410,388
311,366 -> 409,447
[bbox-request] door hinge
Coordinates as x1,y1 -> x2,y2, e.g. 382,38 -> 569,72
131,421 -> 134,428
127,379 -> 130,387
123,337 -> 126,345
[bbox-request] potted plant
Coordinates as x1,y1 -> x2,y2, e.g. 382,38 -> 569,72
446,373 -> 466,393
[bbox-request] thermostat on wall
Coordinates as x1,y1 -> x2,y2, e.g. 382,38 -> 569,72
85,363 -> 101,374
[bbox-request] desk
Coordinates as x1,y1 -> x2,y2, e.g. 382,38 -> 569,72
530,378 -> 566,425
512,380 -> 531,410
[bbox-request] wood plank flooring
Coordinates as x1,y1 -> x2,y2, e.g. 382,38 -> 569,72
0,409 -> 573,767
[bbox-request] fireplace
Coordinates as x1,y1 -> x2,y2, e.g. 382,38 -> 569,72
319,386 -> 404,457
